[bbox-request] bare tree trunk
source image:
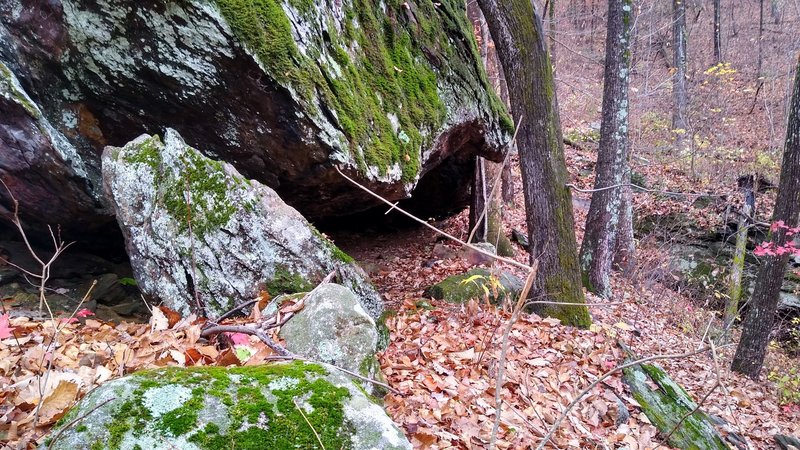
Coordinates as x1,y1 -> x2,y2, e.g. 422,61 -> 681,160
477,0 -> 591,328
757,0 -> 765,79
725,175 -> 756,342
672,0 -> 689,155
579,0 -> 633,297
713,0 -> 722,63
469,156 -> 488,242
731,55 -> 800,379
548,0 -> 557,63
614,168 -> 636,276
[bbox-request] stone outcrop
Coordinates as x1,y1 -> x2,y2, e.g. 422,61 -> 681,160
102,129 -> 383,319
1,0 -> 511,236
0,61 -> 110,234
44,362 -> 412,450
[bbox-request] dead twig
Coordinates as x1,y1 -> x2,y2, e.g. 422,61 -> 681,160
47,397 -> 116,450
335,167 -> 530,271
534,344 -> 732,450
489,261 -> 538,450
294,398 -> 326,450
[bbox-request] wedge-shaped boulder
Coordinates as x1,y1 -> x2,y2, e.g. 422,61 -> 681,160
44,362 -> 411,450
2,0 -> 511,234
102,129 -> 382,319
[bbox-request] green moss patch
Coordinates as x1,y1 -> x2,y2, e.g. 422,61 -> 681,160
215,0 -> 509,181
91,362 -> 352,450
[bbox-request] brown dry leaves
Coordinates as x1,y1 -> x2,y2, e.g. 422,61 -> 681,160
0,296 -> 305,449
380,298 -> 667,449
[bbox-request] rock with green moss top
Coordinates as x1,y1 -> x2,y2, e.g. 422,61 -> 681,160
102,129 -> 383,319
3,0 -> 511,232
622,359 -> 730,450
43,361 -> 411,450
280,284 -> 385,396
425,268 -> 523,305
0,61 -> 111,235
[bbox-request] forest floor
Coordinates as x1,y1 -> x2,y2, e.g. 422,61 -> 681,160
1,143 -> 799,449
328,142 -> 800,449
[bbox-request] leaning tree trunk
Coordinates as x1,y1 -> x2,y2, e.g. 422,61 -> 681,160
477,0 -> 591,328
713,0 -> 722,63
672,0 -> 689,152
725,174 -> 755,342
579,0 -> 633,297
731,54 -> 800,379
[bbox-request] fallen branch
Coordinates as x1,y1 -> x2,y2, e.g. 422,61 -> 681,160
489,261 -> 538,450
335,167 -> 530,271
200,324 -> 290,356
534,344 -> 731,450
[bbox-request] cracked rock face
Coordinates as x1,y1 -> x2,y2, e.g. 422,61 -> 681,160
102,129 -> 383,319
1,0 -> 510,235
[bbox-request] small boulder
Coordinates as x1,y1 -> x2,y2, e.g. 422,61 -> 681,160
102,129 -> 382,319
44,362 -> 411,450
279,284 -> 384,395
425,268 -> 524,305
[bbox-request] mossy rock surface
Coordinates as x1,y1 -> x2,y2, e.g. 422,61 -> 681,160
103,129 -> 383,319
44,361 -> 411,450
2,0 -> 511,232
425,268 -> 524,305
622,359 -> 729,450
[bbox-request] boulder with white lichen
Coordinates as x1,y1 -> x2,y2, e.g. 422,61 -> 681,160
1,0 -> 511,237
43,361 -> 412,450
102,129 -> 383,319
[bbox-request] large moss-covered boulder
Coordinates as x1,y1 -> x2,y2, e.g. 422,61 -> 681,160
622,360 -> 729,450
102,129 -> 383,319
425,268 -> 524,305
1,0 -> 510,235
44,362 -> 411,450
279,284 -> 386,395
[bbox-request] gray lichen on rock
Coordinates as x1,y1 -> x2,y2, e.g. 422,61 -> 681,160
102,129 -> 383,319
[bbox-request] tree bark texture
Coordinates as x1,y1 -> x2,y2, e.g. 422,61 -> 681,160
579,0 -> 633,298
614,168 -> 636,276
713,0 -> 722,63
731,54 -> 800,379
469,156 -> 488,242
725,175 -> 755,341
672,0 -> 689,147
477,0 -> 591,328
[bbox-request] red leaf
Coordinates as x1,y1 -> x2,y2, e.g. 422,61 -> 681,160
0,313 -> 14,339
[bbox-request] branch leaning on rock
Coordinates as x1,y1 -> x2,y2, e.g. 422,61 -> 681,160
335,166 -> 529,271
199,271 -> 399,395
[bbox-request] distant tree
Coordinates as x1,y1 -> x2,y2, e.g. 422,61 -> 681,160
731,54 -> 800,379
672,0 -> 689,151
477,0 -> 591,328
713,0 -> 722,63
579,0 -> 634,297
